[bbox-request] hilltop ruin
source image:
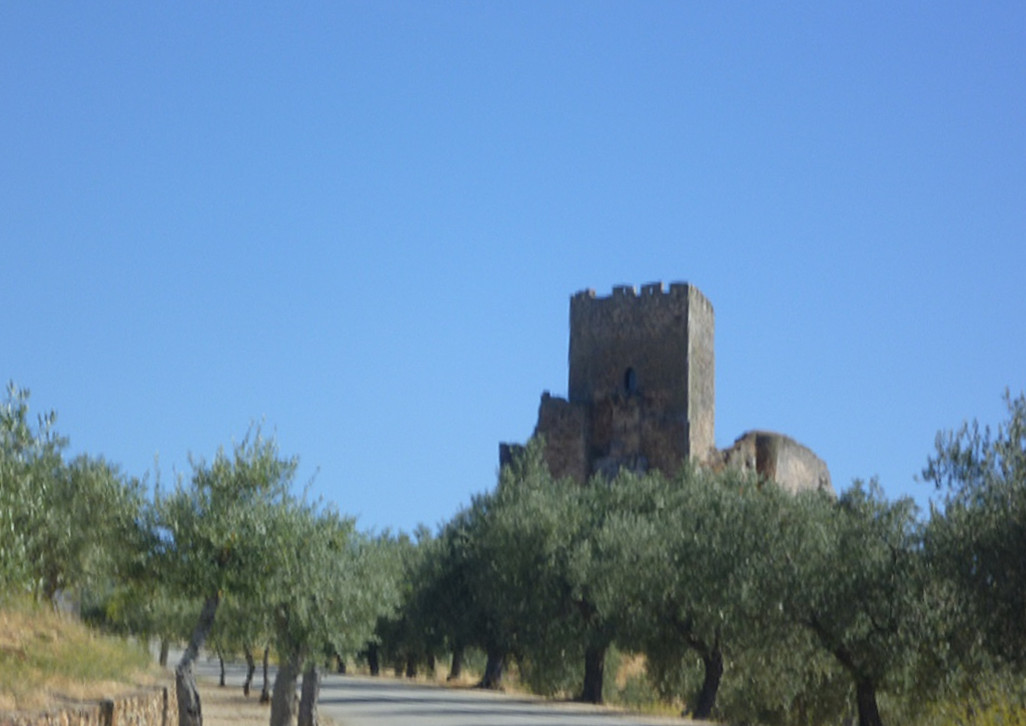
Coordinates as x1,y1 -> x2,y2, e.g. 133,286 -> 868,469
501,282 -> 833,495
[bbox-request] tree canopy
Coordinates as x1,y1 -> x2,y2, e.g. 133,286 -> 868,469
7,381 -> 1026,726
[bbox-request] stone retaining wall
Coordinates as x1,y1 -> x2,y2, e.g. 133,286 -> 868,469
0,684 -> 176,726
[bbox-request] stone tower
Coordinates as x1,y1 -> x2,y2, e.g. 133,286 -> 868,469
501,280 -> 833,494
503,282 -> 715,483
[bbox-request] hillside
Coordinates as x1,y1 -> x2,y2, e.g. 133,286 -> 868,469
0,601 -> 161,712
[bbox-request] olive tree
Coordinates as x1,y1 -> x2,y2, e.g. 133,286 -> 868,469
0,382 -> 65,596
31,455 -> 145,605
455,441 -> 591,694
86,579 -> 198,667
776,481 -> 930,726
439,441 -> 622,702
922,391 -> 1026,673
266,502 -> 399,726
414,523 -> 482,681
372,527 -> 446,679
401,506 -> 485,682
155,430 -> 296,726
1,383 -> 145,606
438,490 -> 518,689
1,383 -> 63,598
592,465 -> 791,720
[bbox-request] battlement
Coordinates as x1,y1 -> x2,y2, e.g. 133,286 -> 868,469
572,281 -> 699,301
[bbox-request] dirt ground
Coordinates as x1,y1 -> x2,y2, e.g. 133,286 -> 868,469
198,679 -> 336,726
199,681 -> 267,726
198,680 -> 266,726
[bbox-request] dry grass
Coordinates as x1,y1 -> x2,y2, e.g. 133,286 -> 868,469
199,683 -> 270,726
608,653 -> 684,718
614,652 -> 648,690
0,597 -> 324,726
0,600 -> 162,712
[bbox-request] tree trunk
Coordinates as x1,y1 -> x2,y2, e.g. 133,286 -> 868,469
335,654 -> 346,674
298,663 -> 320,726
404,654 -> 417,679
260,646 -> 271,704
855,678 -> 884,726
42,573 -> 60,610
579,643 -> 606,704
176,663 -> 202,726
447,645 -> 464,681
159,638 -> 170,667
366,643 -> 380,676
217,651 -> 226,687
690,648 -> 724,720
270,653 -> 301,726
176,594 -> 220,726
426,652 -> 436,677
243,648 -> 256,696
478,649 -> 505,689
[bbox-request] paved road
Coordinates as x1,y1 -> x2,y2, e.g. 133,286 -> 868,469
191,655 -> 693,726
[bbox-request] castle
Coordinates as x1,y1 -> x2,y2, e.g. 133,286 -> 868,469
501,282 -> 833,495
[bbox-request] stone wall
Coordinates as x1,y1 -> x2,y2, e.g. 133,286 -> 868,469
565,282 -> 715,466
588,390 -> 688,479
534,393 -> 589,483
0,685 -> 177,726
720,430 -> 834,495
684,285 -> 715,461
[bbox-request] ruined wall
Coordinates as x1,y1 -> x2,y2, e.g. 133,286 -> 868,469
533,393 -> 589,483
0,685 -> 177,726
772,434 -> 833,494
721,431 -> 834,495
588,390 -> 689,479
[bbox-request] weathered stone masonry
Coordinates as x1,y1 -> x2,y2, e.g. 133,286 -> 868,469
0,684 -> 177,726
502,282 -> 833,495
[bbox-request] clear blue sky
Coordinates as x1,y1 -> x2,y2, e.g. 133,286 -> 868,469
3,3 -> 1023,533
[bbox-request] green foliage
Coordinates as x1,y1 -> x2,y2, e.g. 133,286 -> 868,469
709,627 -> 851,726
372,526 -> 445,674
0,383 -> 145,605
469,439 -> 617,697
919,673 -> 1026,726
923,390 -> 1026,671
470,440 -> 572,651
154,429 -> 297,603
406,438 -> 981,723
82,578 -> 198,647
264,501 -> 391,665
591,465 -> 798,717
0,382 -> 66,596
397,438 -> 616,696
403,512 -> 476,659
32,455 -> 146,604
407,443 -> 558,670
772,481 -> 934,725
208,592 -> 264,663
